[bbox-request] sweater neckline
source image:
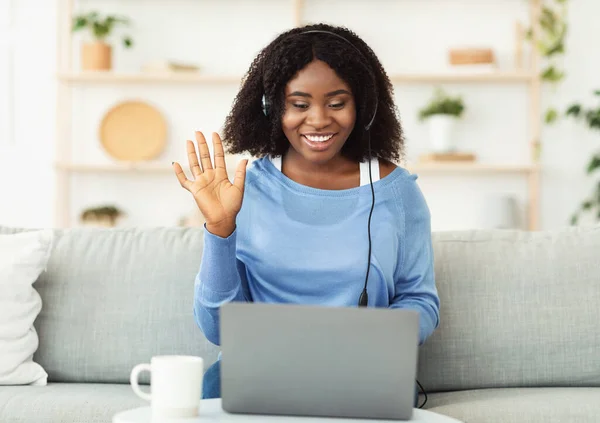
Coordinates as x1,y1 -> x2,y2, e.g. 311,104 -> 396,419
261,156 -> 408,198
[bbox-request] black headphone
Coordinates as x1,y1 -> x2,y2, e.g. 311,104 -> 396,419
262,29 -> 378,307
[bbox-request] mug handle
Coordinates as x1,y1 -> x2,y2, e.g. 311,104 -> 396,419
130,363 -> 152,401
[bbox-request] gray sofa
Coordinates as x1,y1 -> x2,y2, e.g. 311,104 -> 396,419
1,224 -> 599,423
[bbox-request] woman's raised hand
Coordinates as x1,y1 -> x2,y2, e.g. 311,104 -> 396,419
173,131 -> 248,238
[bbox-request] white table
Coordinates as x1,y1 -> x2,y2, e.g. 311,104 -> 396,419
113,399 -> 462,423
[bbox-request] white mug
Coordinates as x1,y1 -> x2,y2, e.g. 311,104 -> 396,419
130,355 -> 204,418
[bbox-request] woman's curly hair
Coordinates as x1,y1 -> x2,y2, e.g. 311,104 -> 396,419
221,23 -> 405,163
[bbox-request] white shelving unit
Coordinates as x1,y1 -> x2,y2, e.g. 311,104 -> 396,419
55,0 -> 542,230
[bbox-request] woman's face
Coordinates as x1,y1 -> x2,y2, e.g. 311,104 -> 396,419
281,59 -> 357,165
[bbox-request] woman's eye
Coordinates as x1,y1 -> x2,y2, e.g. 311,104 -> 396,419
293,103 -> 309,109
329,103 -> 345,109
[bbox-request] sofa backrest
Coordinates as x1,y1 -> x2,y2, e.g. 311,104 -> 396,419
0,226 -> 220,384
3,224 -> 599,389
418,225 -> 600,392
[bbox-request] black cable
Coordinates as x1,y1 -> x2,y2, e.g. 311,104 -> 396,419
416,379 -> 428,409
358,131 -> 375,307
359,129 -> 428,410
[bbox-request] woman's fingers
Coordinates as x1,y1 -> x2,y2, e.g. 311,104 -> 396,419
186,140 -> 202,178
173,162 -> 192,191
233,159 -> 249,192
212,132 -> 226,170
195,131 -> 213,171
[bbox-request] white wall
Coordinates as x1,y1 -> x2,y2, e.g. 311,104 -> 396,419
0,0 -> 598,230
0,0 -> 56,228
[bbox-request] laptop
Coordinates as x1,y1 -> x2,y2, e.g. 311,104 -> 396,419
220,302 -> 420,420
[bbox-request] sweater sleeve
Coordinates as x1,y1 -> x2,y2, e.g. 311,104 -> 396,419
193,225 -> 251,346
389,175 -> 440,345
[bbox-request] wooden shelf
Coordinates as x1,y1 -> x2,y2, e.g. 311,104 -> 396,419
57,71 -> 534,85
55,161 -> 538,174
406,162 -> 539,173
57,72 -> 243,84
390,71 -> 535,84
55,162 -> 174,173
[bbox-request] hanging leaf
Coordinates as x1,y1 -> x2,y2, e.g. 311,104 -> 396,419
565,104 -> 582,118
586,109 -> 600,130
594,90 -> 600,97
544,40 -> 565,57
570,213 -> 579,225
72,16 -> 88,32
595,183 -> 600,222
540,7 -> 558,34
541,66 -> 564,82
586,155 -> 600,174
123,37 -> 133,48
545,108 -> 559,124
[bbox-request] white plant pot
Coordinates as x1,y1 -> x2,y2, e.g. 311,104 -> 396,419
427,114 -> 459,153
481,194 -> 519,229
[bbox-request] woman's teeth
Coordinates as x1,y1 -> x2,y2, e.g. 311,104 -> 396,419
304,134 -> 334,143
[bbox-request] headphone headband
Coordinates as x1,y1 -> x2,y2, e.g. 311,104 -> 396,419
262,29 -> 378,131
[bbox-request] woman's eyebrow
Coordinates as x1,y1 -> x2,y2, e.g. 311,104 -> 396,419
325,89 -> 351,97
287,91 -> 311,98
287,89 -> 351,98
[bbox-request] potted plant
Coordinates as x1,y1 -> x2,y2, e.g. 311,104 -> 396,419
565,90 -> 600,225
418,87 -> 465,153
80,205 -> 126,227
72,11 -> 133,71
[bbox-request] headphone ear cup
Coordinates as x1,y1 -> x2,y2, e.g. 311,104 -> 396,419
261,95 -> 269,116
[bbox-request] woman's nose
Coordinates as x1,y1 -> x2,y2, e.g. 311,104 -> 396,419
306,106 -> 332,129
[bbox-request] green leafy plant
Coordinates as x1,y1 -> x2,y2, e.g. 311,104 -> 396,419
72,12 -> 133,48
80,205 -> 126,227
525,0 -> 568,124
564,90 -> 600,224
524,1 -> 598,226
418,88 -> 465,121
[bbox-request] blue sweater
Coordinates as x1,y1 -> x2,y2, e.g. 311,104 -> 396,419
194,157 -> 440,346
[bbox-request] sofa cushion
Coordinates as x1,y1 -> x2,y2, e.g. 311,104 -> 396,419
0,383 -> 146,423
0,230 -> 53,386
418,225 -> 600,392
424,387 -> 600,423
0,226 -> 220,384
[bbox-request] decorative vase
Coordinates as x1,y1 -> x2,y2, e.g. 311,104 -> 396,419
427,114 -> 458,153
81,41 -> 112,71
481,194 -> 519,229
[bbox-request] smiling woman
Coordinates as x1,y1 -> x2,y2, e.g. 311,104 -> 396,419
282,61 -> 356,165
172,23 -> 440,404
222,23 -> 403,169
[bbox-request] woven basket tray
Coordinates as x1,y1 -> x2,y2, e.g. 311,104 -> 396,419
99,101 -> 167,161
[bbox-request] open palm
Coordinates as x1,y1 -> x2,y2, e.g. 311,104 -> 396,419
173,132 -> 248,233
